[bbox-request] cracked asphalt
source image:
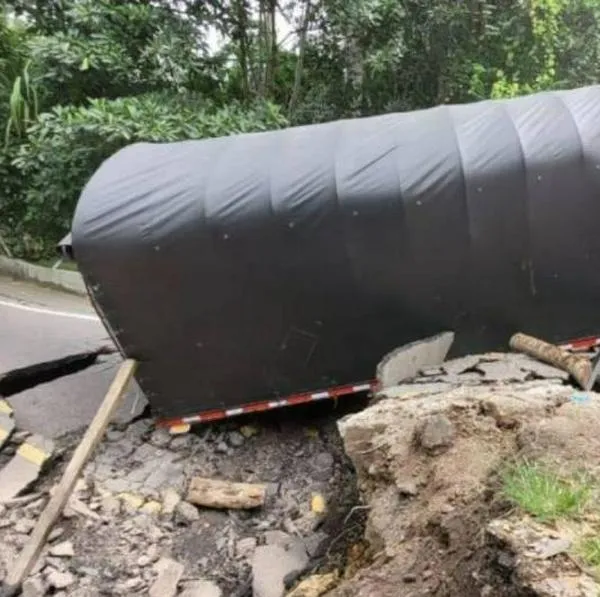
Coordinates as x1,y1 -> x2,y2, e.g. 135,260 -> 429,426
0,274 -> 146,438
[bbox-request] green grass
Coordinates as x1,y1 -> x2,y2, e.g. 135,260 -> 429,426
578,537 -> 600,569
501,462 -> 592,522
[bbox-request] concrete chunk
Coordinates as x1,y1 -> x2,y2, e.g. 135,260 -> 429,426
0,411 -> 15,451
149,557 -> 184,597
376,332 -> 454,389
252,544 -> 309,597
179,580 -> 223,597
0,434 -> 54,502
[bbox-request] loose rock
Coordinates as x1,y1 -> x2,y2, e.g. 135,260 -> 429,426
312,453 -> 334,481
149,558 -> 184,597
175,501 -> 200,524
396,481 -> 418,496
101,495 -> 122,516
170,435 -> 193,450
124,577 -> 144,590
302,531 -> 330,558
149,428 -> 172,449
46,569 -> 76,590
252,544 -> 309,597
49,541 -> 75,557
21,576 -> 46,597
162,488 -> 182,517
240,425 -> 259,438
417,414 -> 454,453
236,537 -> 257,559
228,431 -> 245,447
14,519 -> 35,535
179,579 -> 223,597
106,429 -> 125,442
48,527 -> 65,542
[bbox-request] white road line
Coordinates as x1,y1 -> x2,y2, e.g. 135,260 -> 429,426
0,298 -> 100,322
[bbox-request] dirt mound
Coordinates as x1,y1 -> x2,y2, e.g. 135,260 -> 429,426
325,353 -> 600,597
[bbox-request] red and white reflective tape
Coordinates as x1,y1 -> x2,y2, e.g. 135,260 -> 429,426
559,336 -> 600,352
156,381 -> 377,431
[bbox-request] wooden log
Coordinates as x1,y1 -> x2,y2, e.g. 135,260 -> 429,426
0,359 -> 137,597
186,477 -> 266,510
509,332 -> 591,389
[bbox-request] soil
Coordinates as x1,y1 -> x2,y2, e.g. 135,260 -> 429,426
325,352 -> 600,597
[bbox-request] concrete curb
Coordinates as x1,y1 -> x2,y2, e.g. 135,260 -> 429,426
0,256 -> 87,296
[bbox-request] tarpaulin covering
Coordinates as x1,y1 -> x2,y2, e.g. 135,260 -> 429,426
70,85 -> 600,418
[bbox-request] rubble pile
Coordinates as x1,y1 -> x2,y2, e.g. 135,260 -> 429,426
325,351 -> 600,597
3,349 -> 600,597
0,410 -> 362,596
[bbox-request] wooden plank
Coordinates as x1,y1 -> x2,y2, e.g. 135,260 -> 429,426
1,359 -> 137,597
186,477 -> 266,510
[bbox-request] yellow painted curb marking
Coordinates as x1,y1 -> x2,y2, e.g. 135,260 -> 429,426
0,400 -> 13,415
16,442 -> 50,467
141,500 -> 162,514
311,493 -> 327,514
169,423 -> 191,435
117,492 -> 145,509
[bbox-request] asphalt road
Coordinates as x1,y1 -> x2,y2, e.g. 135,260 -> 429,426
0,274 -> 146,438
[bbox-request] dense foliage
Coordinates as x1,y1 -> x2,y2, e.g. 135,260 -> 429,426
2,0 -> 600,259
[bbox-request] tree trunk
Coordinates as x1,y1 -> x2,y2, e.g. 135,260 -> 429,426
264,0 -> 278,98
233,0 -> 251,100
288,0 -> 312,116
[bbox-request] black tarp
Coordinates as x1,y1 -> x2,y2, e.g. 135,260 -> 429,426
70,85 -> 600,418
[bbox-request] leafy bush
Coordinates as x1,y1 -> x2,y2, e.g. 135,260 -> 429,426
10,93 -> 288,258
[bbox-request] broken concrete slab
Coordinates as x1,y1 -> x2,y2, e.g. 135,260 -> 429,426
442,354 -> 481,376
377,381 -> 456,401
8,356 -> 147,439
0,434 -> 54,502
376,332 -> 454,389
0,278 -> 146,438
149,558 -> 184,597
517,358 -> 570,380
45,569 -> 75,590
20,576 -> 45,597
476,360 -> 529,383
0,412 -> 15,451
179,580 -> 223,597
90,443 -> 186,499
49,541 -> 74,558
252,544 -> 309,597
0,347 -> 115,398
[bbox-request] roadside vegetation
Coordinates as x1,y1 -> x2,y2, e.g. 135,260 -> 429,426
502,460 -> 600,574
3,0 -> 600,261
